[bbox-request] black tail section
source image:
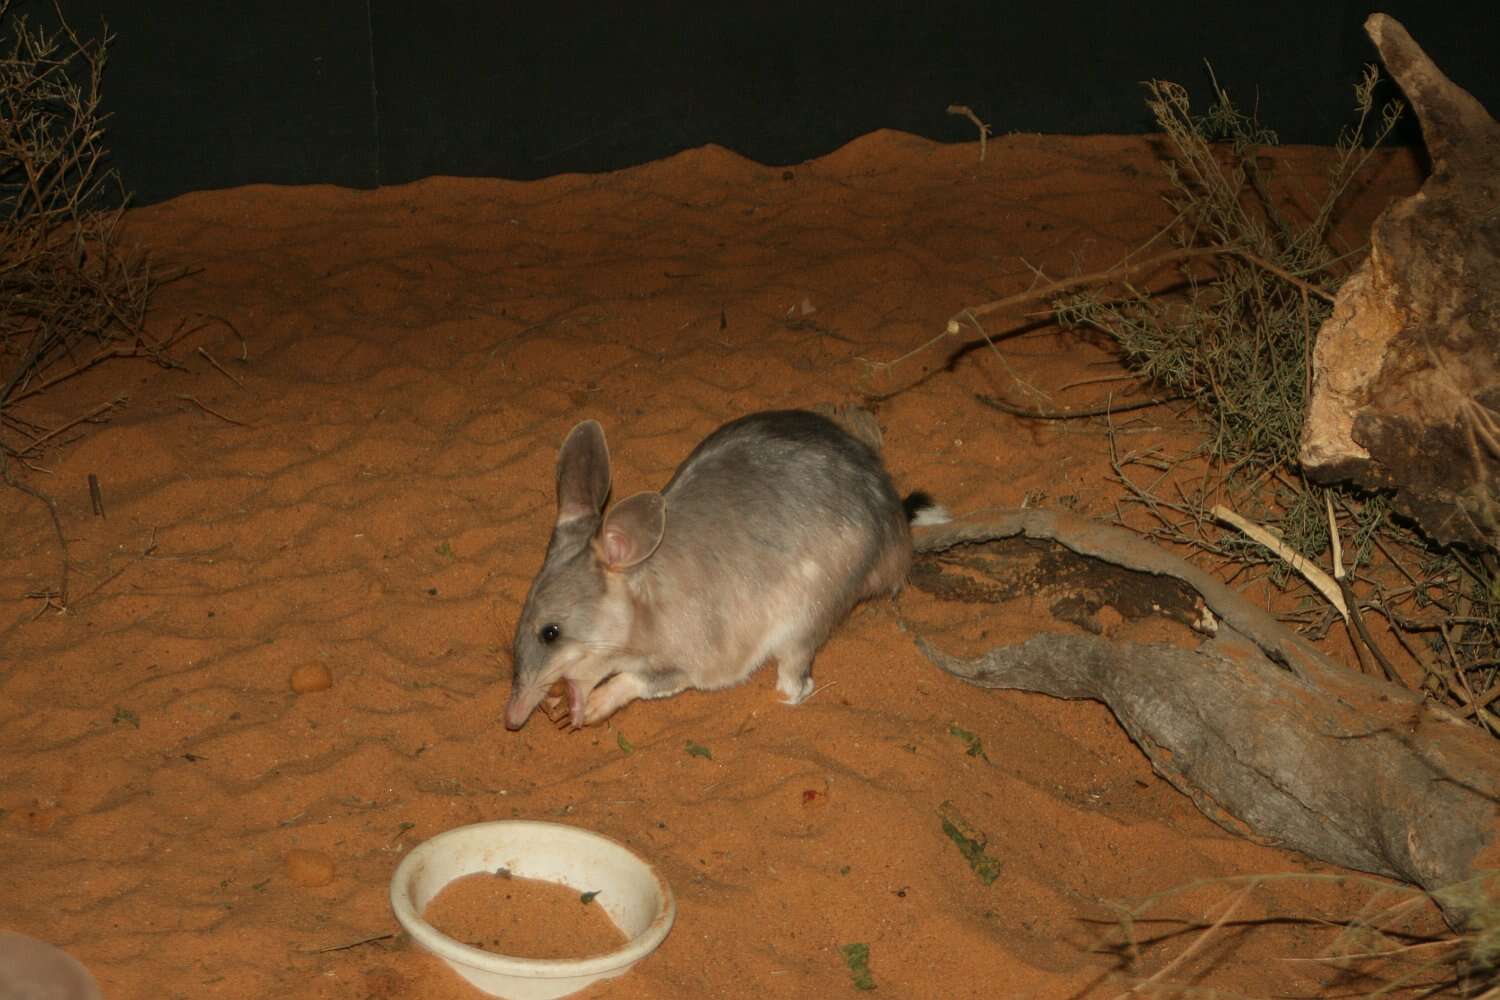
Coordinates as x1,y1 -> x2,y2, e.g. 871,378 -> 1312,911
901,491 -> 933,521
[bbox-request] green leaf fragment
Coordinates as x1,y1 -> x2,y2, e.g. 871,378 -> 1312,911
684,741 -> 712,760
938,801 -> 1002,885
617,732 -> 635,754
580,890 -> 600,904
941,818 -> 1002,884
947,722 -> 988,761
839,942 -> 876,991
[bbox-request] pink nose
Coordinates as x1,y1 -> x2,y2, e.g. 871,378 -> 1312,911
504,696 -> 534,731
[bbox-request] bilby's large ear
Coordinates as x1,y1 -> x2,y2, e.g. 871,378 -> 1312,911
555,420 -> 611,525
597,491 -> 666,570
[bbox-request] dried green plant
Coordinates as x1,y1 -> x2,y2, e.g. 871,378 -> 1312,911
1057,66 -> 1398,477
1,1 -> 151,448
1094,872 -> 1499,998
0,1 -> 181,609
1057,67 -> 1500,733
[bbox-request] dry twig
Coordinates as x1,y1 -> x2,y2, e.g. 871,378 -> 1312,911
1,3 -> 175,610
945,103 -> 993,161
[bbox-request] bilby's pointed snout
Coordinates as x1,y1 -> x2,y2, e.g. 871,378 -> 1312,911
504,685 -> 543,730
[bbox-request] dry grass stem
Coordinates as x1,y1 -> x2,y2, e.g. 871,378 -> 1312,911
1212,503 -> 1348,618
176,394 -> 251,427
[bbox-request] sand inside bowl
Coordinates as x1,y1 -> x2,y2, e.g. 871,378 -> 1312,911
423,870 -> 628,960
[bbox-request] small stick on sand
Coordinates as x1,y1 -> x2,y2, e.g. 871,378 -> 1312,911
977,391 -> 1181,420
18,397 -> 127,457
1210,503 -> 1348,619
4,469 -> 69,611
177,394 -> 251,427
1111,879 -> 1261,998
197,347 -> 246,389
1324,494 -> 1403,684
946,104 -> 993,161
870,244 -> 1340,378
199,312 -> 249,361
306,932 -> 397,954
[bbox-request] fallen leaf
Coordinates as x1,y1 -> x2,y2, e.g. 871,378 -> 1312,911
839,942 -> 876,990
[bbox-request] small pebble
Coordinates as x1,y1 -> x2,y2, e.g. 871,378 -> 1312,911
286,849 -> 336,887
289,663 -> 333,693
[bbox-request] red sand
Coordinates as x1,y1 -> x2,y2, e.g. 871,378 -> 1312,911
1,132 -> 1445,998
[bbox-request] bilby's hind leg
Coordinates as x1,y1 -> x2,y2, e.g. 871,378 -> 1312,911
860,537 -> 913,599
774,645 -> 816,704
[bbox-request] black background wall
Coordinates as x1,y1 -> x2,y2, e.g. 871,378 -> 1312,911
13,1 -> 1499,206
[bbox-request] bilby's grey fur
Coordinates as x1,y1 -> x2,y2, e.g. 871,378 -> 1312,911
505,409 -> 942,730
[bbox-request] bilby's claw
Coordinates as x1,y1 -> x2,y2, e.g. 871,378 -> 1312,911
539,680 -> 571,727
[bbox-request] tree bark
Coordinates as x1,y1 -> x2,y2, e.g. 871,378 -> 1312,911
910,509 -> 1500,929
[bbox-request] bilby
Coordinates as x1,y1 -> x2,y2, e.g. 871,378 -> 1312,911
505,409 -> 943,730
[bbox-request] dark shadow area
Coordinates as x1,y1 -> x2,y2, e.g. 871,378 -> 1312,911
10,0 -> 1497,204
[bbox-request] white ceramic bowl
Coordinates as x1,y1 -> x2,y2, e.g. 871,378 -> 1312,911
389,820 -> 675,1000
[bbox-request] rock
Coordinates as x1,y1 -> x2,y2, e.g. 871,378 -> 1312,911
289,663 -> 333,693
1299,14 -> 1500,551
286,849 -> 336,887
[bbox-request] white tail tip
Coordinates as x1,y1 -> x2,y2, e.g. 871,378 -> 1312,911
911,504 -> 952,527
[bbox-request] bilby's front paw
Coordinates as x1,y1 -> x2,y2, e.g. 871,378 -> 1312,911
582,674 -> 645,725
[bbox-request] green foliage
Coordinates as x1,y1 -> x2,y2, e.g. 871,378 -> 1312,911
938,811 -> 1002,886
839,942 -> 876,991
946,722 -> 989,761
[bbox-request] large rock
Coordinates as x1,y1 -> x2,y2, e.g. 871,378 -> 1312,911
1300,14 -> 1500,551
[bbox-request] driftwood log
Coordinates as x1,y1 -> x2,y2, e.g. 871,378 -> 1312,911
1300,14 -> 1500,551
910,509 -> 1500,929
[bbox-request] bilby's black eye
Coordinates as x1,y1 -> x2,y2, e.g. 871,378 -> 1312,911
539,623 -> 561,644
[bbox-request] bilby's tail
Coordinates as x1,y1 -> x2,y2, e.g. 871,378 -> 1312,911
902,490 -> 951,527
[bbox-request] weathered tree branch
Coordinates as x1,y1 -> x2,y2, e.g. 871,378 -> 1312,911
910,508 -> 1500,930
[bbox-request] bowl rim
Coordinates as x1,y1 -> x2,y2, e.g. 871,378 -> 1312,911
0,931 -> 102,1000
389,819 -> 676,980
